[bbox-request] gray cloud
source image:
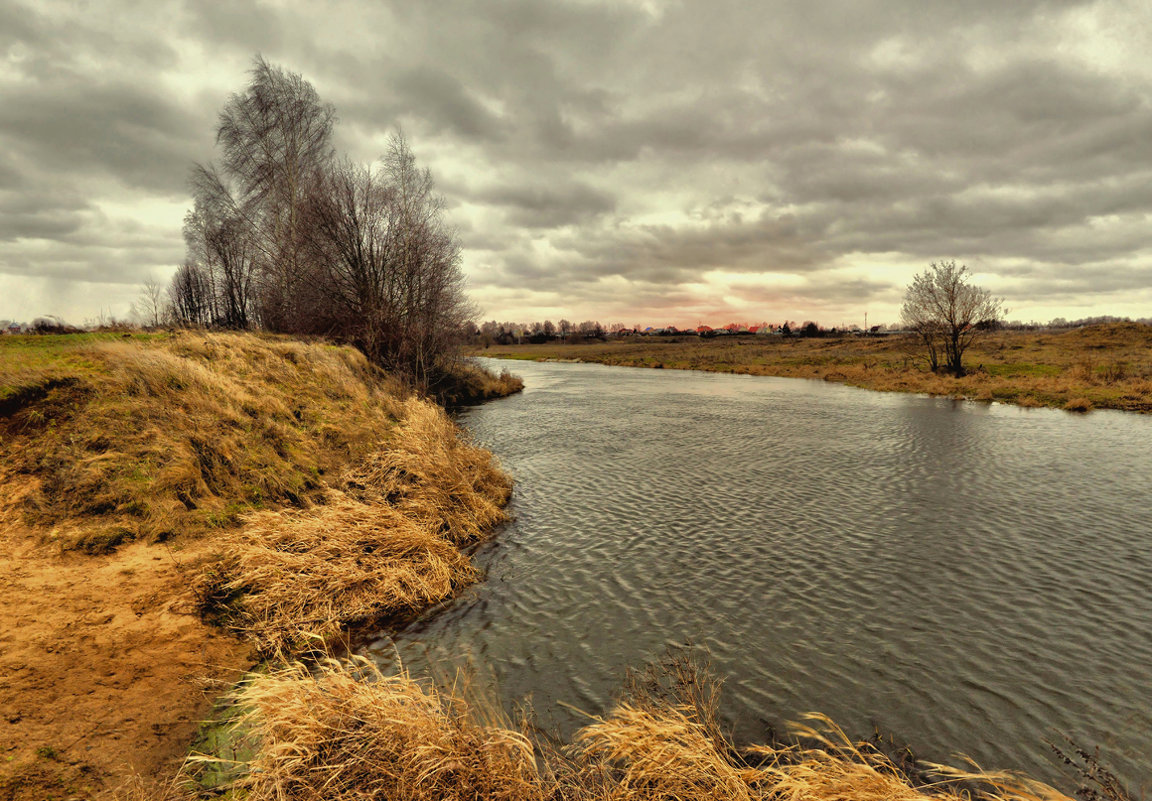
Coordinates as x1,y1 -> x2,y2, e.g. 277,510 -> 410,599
1,0 -> 1150,325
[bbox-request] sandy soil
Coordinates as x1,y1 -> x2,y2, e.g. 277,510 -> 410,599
0,528 -> 252,800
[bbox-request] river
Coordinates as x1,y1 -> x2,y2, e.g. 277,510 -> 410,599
365,358 -> 1152,789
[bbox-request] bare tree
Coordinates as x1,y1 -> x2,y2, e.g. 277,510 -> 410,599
380,133 -> 472,384
901,260 -> 1004,376
168,262 -> 212,326
132,277 -> 169,328
303,134 -> 472,387
175,58 -> 475,392
577,320 -> 603,338
183,170 -> 260,329
214,56 -> 336,331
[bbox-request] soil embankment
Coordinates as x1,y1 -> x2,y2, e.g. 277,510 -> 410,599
0,537 -> 250,799
0,331 -> 518,799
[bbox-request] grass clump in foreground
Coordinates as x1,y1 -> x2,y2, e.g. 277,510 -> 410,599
140,655 -> 1126,801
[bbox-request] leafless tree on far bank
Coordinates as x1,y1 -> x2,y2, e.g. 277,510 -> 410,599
132,277 -> 169,328
901,260 -> 1004,376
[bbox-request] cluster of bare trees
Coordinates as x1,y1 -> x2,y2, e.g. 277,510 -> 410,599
473,319 -> 607,345
168,57 -> 470,387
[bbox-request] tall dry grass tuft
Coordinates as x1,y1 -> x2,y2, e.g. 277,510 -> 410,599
345,397 -> 513,545
195,654 -> 1092,801
111,772 -> 200,801
750,715 -> 1077,801
206,499 -> 478,654
578,702 -> 764,801
213,657 -> 543,801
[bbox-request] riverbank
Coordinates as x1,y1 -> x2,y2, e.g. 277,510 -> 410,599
473,323 -> 1152,413
0,331 -> 519,799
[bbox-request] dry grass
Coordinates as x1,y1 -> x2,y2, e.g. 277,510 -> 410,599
578,702 -> 764,801
199,398 -> 512,654
345,398 -> 513,543
207,657 -> 543,801
0,331 -> 410,550
438,360 -> 526,406
166,656 -> 1104,801
110,773 -> 201,801
2,331 -> 524,797
476,323 -> 1152,413
202,500 -> 478,654
1,334 -> 513,651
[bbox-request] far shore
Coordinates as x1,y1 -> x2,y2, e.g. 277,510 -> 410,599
471,322 -> 1152,414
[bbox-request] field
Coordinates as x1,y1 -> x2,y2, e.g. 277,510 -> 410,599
475,323 -> 1152,413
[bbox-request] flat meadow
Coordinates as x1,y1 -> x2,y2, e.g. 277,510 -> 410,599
476,323 -> 1152,414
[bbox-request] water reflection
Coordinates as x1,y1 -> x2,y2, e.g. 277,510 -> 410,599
364,359 -> 1152,789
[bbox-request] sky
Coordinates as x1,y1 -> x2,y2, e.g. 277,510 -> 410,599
2,0 -> 1151,329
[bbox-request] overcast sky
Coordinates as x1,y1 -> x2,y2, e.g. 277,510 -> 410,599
2,0 -> 1151,328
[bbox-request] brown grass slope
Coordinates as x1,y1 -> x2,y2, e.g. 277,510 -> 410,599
201,398 -> 513,655
1,331 -> 412,551
0,332 -> 514,799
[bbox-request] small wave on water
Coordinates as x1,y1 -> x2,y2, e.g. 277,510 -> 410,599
364,359 -> 1152,789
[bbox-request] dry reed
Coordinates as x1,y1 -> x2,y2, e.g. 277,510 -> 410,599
345,397 -> 513,544
578,702 -> 764,801
212,656 -> 543,801
207,499 -> 476,653
174,657 -> 1097,801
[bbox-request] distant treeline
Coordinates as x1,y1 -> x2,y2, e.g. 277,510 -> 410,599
464,314 -> 1151,346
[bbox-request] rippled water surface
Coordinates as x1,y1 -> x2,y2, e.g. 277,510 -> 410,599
366,359 -> 1152,788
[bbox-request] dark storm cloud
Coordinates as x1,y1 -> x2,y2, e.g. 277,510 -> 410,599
730,276 -> 895,306
468,179 -> 617,229
183,1 -> 287,52
392,66 -> 507,142
3,79 -> 205,194
1,0 -> 1150,323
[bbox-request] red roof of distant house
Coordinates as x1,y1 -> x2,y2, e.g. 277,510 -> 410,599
696,325 -> 712,333
724,323 -> 740,331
